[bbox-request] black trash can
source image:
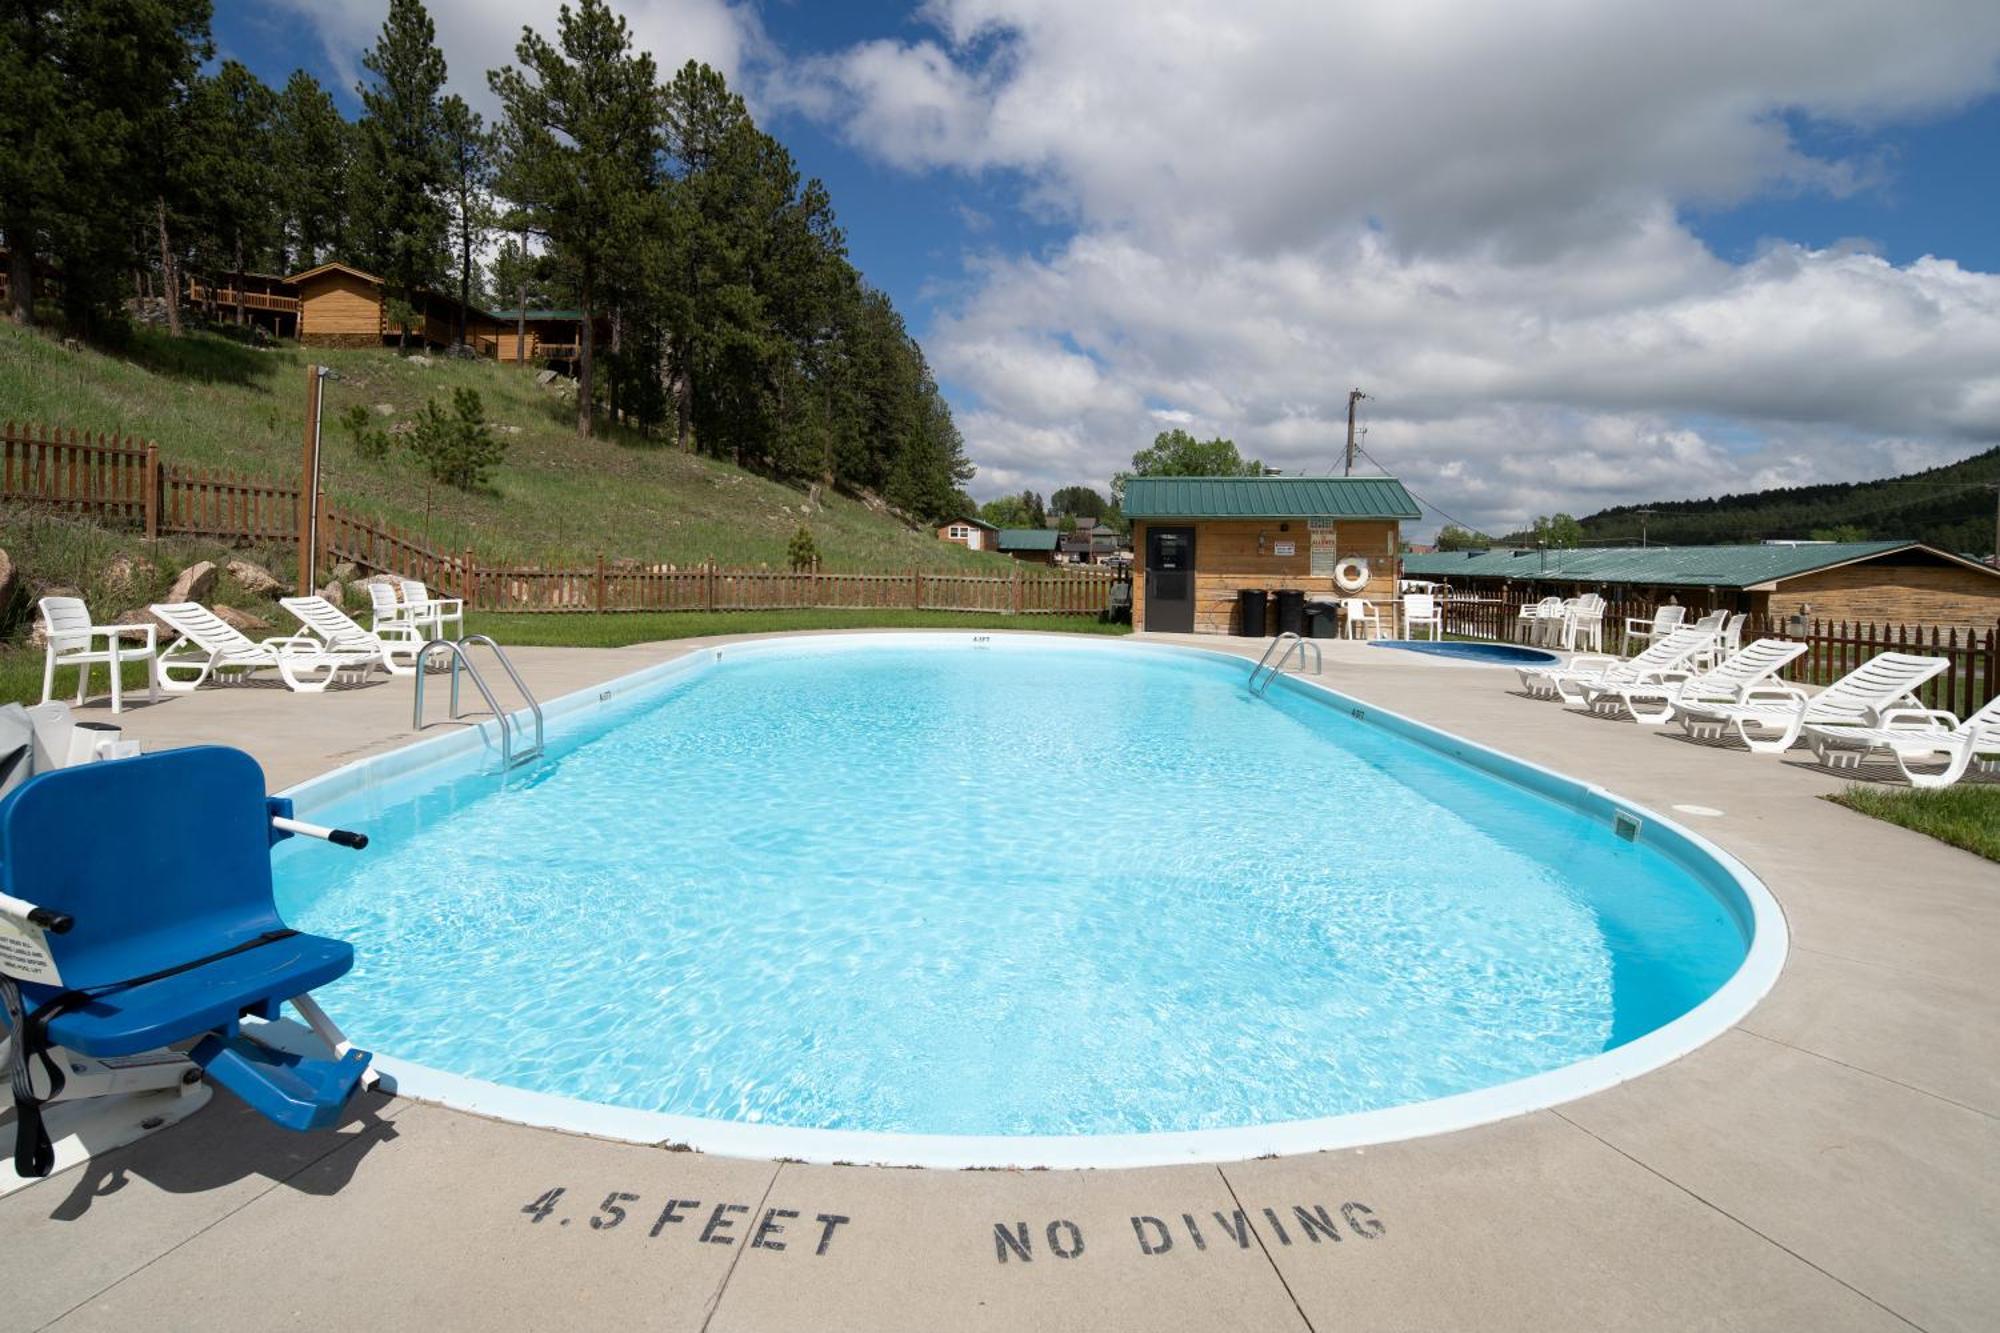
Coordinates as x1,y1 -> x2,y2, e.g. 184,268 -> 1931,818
1274,588 -> 1306,636
1237,587 -> 1268,637
1305,600 -> 1342,638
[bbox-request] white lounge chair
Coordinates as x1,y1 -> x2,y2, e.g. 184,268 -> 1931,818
1583,638 -> 1810,724
399,579 -> 464,639
1518,626 -> 1716,703
1515,598 -> 1557,644
1403,592 -> 1443,641
150,602 -> 380,693
36,596 -> 158,714
1623,604 -> 1685,654
280,595 -> 422,675
1342,598 -> 1382,640
1804,694 -> 2000,788
1677,651 -> 1951,755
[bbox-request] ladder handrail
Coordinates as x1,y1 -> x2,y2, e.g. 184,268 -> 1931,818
454,634 -> 544,764
413,639 -> 515,769
1248,632 -> 1321,696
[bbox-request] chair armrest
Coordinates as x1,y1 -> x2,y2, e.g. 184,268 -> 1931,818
1622,618 -> 1654,633
1564,654 -> 1619,674
1739,682 -> 1808,704
92,622 -> 158,650
1878,707 -> 1960,732
260,633 -> 320,652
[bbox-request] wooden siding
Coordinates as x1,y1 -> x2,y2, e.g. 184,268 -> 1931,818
297,270 -> 383,341
1132,518 -> 1402,634
1770,559 -> 2000,630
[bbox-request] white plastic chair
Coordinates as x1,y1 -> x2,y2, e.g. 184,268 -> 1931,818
1403,592 -> 1443,641
1679,651 -> 1951,755
399,579 -> 464,640
1342,598 -> 1382,640
150,602 -> 380,693
1566,594 -> 1606,652
37,596 -> 158,714
1584,638 -> 1809,725
280,595 -> 421,675
1806,694 -> 2000,788
1623,604 -> 1685,655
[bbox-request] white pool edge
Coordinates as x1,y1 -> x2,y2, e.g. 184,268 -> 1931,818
281,630 -> 1791,1171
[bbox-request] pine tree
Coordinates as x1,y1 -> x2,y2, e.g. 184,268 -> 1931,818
191,61 -> 279,325
438,94 -> 495,346
490,0 -> 660,435
273,70 -> 350,270
355,0 -> 448,350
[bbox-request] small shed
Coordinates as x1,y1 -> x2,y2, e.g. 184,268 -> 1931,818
996,528 -> 1060,564
938,516 -> 999,552
1123,476 -> 1421,634
1400,541 -> 2000,630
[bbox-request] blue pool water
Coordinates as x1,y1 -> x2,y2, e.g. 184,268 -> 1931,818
277,639 -> 1750,1139
1371,640 -> 1562,666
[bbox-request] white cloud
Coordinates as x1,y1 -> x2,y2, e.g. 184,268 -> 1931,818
786,0 -> 2000,533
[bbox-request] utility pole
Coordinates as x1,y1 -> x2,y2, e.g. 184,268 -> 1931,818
1344,388 -> 1367,476
1633,507 -> 1656,548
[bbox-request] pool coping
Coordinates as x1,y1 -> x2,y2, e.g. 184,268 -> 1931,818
278,631 -> 1790,1171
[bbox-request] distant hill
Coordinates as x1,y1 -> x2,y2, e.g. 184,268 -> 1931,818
1579,447 -> 2000,557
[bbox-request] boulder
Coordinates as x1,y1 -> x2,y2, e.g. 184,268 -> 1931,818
225,558 -> 281,598
165,560 -> 217,604
373,403 -> 395,417
318,580 -> 345,607
0,547 -> 14,613
102,553 -> 139,592
212,605 -> 271,634
534,369 -> 559,386
116,606 -> 173,637
407,353 -> 432,367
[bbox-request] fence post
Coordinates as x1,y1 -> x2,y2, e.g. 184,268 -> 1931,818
595,552 -> 606,611
705,559 -> 716,612
462,548 -> 476,606
143,443 -> 159,539
1011,567 -> 1022,615
912,567 -> 922,610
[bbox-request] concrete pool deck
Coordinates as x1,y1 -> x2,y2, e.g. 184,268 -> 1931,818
4,630 -> 1994,1331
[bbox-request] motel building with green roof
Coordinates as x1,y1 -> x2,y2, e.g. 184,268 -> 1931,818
1400,540 -> 2000,631
1121,476 -> 1423,634
993,528 -> 1061,564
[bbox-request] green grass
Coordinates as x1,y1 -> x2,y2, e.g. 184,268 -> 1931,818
462,609 -> 1130,648
1826,785 -> 2000,862
0,321 -> 1001,570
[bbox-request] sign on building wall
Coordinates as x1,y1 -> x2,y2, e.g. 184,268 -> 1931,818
1309,520 -> 1338,577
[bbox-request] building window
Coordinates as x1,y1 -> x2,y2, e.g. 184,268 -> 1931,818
948,526 -> 969,539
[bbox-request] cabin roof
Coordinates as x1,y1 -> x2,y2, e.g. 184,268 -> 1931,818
995,528 -> 1061,551
1122,475 -> 1421,520
1398,540 -> 2000,589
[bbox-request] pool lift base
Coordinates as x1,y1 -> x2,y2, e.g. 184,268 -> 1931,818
0,1048 -> 212,1198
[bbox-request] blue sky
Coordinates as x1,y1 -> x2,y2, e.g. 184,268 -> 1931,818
219,2 -> 2000,532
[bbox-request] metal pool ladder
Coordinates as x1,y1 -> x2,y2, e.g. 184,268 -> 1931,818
412,635 -> 545,770
1248,632 -> 1321,696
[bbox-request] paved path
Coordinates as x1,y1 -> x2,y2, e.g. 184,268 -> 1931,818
5,631 -> 1994,1331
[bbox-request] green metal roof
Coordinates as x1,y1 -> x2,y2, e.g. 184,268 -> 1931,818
1399,541 -> 1939,589
485,309 -> 585,321
1122,475 -> 1421,520
996,528 -> 1061,551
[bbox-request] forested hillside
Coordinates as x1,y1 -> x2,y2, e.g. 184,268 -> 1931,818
1582,447 -> 2000,556
0,0 -> 975,523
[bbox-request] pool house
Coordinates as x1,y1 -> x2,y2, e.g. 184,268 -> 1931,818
1124,475 -> 1421,634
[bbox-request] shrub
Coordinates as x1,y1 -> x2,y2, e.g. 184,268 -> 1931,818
340,403 -> 392,461
408,388 -> 504,491
787,524 -> 819,572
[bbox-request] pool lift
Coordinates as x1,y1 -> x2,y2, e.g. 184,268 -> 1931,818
1248,632 -> 1322,696
0,736 -> 379,1195
411,634 -> 544,770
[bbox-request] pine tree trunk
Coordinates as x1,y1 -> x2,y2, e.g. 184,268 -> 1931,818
3,218 -> 32,325
458,232 -> 471,349
576,263 -> 595,437
233,236 -> 245,326
155,199 -> 182,337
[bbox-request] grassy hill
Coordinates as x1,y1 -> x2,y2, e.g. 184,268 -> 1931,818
0,322 -> 998,572
1580,446 -> 2000,556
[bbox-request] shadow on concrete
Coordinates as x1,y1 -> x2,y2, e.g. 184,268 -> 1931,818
39,1090 -> 401,1222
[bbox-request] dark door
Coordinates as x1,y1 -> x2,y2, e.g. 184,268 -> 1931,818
1145,526 -> 1197,633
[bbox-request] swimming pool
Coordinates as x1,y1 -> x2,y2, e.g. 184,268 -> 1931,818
276,634 -> 1783,1168
1371,639 -> 1562,666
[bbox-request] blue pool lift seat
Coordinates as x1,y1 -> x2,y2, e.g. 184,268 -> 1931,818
0,746 -> 373,1181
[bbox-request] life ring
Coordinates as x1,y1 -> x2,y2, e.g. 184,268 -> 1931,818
1334,556 -> 1370,592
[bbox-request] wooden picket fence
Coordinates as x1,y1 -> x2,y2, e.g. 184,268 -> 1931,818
2,420 -> 1124,619
1444,593 -> 1999,715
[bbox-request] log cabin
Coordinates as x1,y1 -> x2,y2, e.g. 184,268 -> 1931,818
1124,476 -> 1422,634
